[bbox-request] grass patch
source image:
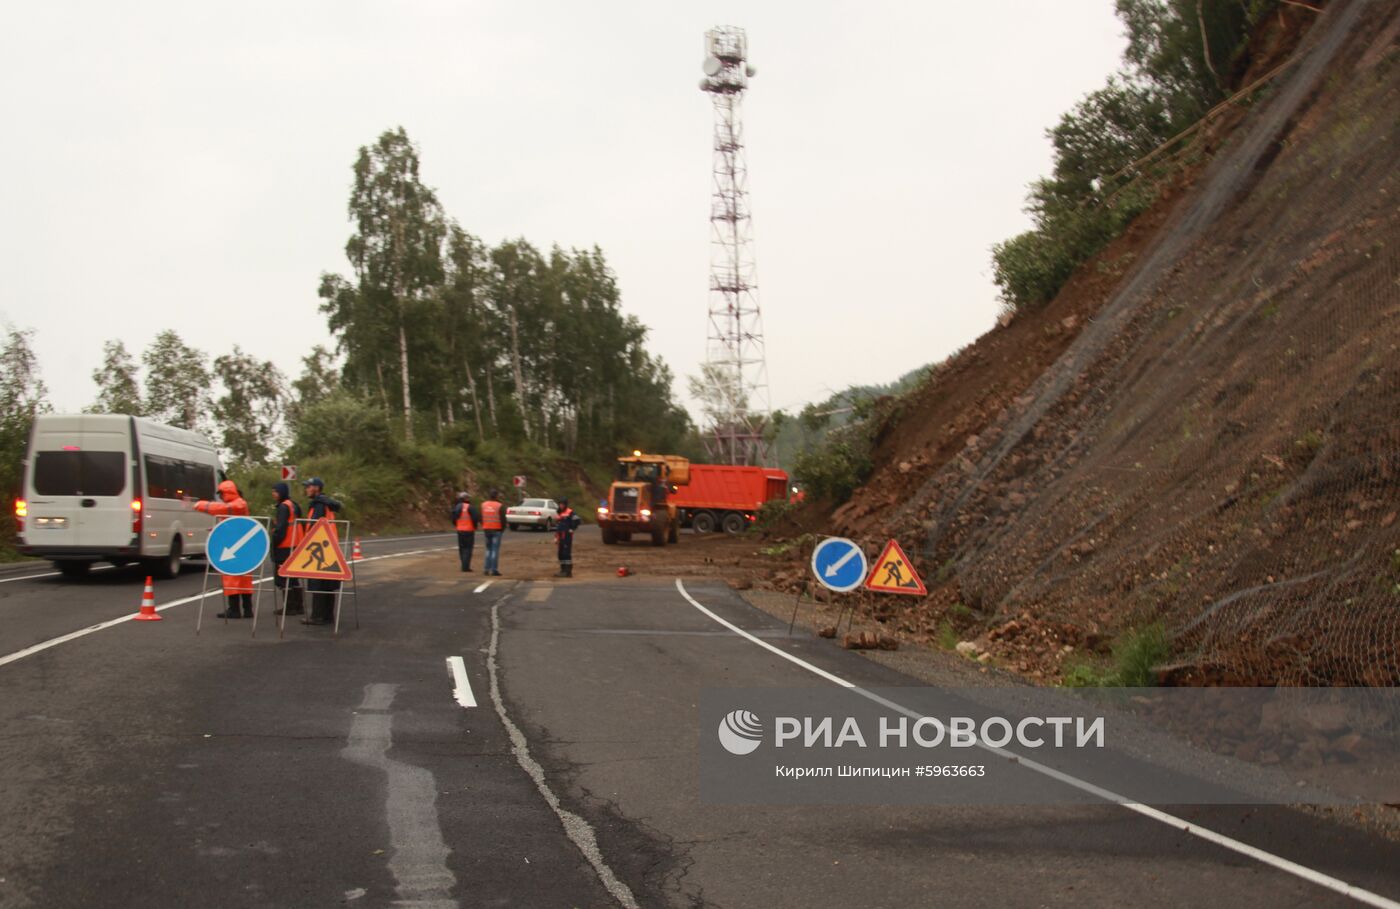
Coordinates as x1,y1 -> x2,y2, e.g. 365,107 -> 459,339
760,533 -> 815,558
1294,429 -> 1324,453
935,621 -> 960,651
1060,624 -> 1170,687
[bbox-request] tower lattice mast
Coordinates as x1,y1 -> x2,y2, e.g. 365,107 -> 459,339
699,25 -> 771,466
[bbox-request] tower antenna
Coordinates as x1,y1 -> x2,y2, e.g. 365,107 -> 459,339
699,25 -> 772,466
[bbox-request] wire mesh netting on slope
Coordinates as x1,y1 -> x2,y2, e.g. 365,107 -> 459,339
880,0 -> 1399,685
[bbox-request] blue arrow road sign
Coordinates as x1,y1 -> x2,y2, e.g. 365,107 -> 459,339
207,516 -> 270,576
810,536 -> 868,593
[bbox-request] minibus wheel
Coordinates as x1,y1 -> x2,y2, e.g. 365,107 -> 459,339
149,537 -> 182,580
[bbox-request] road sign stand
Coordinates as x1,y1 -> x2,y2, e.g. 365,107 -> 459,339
196,515 -> 272,637
282,518 -> 357,639
787,579 -> 808,636
806,536 -> 869,641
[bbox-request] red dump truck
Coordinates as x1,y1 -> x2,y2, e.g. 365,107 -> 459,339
670,464 -> 790,535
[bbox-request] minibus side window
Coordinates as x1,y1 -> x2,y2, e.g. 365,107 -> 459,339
144,456 -> 171,499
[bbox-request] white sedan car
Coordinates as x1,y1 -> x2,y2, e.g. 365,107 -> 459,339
506,498 -> 560,531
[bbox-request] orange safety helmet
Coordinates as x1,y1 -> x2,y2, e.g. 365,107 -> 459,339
217,480 -> 240,501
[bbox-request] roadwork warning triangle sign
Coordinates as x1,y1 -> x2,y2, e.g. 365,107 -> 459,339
864,539 -> 927,595
279,517 -> 352,581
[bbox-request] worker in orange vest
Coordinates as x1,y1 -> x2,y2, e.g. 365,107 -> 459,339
194,480 -> 255,619
481,489 -> 505,577
554,497 -> 581,578
451,492 -> 481,573
270,482 -> 304,615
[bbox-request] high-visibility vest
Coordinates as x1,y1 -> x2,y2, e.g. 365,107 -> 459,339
275,500 -> 303,548
481,500 -> 504,531
455,503 -> 476,532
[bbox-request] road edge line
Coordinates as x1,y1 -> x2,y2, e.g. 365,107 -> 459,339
487,594 -> 640,909
674,578 -> 1400,909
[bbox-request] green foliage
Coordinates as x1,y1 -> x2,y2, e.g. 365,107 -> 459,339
772,365 -> 930,474
87,340 -> 143,416
1294,429 -> 1324,453
212,346 -> 288,467
319,128 -> 692,460
792,429 -> 874,504
1061,624 -> 1171,687
993,0 -> 1276,311
760,533 -> 815,558
1112,623 -> 1171,686
142,330 -> 212,432
936,621 -> 960,652
753,498 -> 797,532
288,391 -> 397,461
0,328 -> 48,560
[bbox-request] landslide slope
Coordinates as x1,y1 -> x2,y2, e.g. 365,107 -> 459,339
833,0 -> 1400,685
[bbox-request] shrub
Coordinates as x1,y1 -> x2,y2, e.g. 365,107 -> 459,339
793,430 -> 873,504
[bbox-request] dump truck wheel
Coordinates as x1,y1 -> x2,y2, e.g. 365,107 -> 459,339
691,511 -> 717,534
721,512 -> 746,535
651,531 -> 665,547
601,529 -> 617,545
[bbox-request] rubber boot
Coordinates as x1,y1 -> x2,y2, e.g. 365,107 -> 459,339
240,594 -> 254,619
217,598 -> 242,619
302,590 -> 334,625
565,564 -> 573,578
276,586 -> 305,616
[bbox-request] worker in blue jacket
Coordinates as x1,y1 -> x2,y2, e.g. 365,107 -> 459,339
554,497 -> 582,578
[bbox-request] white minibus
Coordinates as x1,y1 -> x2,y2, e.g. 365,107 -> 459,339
16,414 -> 225,578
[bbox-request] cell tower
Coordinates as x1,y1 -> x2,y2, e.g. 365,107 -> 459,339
699,26 -> 772,466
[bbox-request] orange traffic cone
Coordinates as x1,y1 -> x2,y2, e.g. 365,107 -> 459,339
617,566 -> 631,578
352,538 -> 364,561
133,576 -> 162,622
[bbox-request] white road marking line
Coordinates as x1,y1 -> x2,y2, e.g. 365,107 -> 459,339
357,532 -> 455,545
0,571 -> 60,584
446,655 -> 476,708
0,564 -> 120,585
473,580 -> 493,594
342,683 -> 457,908
0,547 -> 453,670
487,594 -> 640,909
674,579 -> 1400,909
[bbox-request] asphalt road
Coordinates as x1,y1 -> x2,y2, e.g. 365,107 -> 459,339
1,528 -> 1398,908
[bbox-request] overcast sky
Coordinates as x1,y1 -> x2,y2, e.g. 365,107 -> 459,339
0,1 -> 1126,418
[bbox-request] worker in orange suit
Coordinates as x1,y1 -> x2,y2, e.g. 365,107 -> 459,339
194,480 -> 255,619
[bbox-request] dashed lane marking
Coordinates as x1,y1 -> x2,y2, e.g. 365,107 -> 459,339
473,580 -> 494,594
446,655 -> 476,708
674,578 -> 1400,909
